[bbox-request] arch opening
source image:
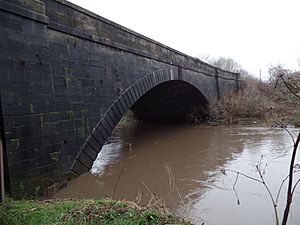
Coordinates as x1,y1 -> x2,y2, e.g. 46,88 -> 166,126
131,80 -> 208,123
71,69 -> 212,175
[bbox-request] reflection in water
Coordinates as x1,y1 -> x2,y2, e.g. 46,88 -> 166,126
56,122 -> 300,225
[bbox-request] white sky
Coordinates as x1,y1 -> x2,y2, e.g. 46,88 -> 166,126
68,0 -> 300,79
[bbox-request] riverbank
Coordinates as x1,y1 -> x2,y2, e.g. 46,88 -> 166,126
0,198 -> 192,225
207,75 -> 300,127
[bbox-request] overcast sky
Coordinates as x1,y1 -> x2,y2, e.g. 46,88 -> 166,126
68,0 -> 300,79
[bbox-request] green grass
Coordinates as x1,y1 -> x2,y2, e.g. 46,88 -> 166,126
0,198 -> 193,225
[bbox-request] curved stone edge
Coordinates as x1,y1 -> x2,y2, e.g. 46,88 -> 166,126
70,68 -> 197,175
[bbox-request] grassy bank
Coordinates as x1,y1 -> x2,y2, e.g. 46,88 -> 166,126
0,198 -> 192,225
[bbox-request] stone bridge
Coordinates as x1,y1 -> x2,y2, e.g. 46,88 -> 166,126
0,0 -> 241,194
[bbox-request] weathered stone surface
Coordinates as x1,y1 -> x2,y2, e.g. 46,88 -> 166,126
0,0 -> 241,195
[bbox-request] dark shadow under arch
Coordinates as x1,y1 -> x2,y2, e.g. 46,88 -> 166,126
71,68 -> 209,175
131,80 -> 208,123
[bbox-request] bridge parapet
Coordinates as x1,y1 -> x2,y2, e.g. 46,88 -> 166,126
0,0 -> 47,22
44,0 -> 236,79
1,0 -> 240,81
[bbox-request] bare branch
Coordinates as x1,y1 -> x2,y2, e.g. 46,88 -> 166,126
280,76 -> 300,100
256,165 -> 279,225
224,165 -> 279,225
282,133 -> 300,225
276,175 -> 289,204
292,179 -> 300,196
273,120 -> 296,145
225,169 -> 263,184
280,126 -> 296,145
276,170 -> 300,204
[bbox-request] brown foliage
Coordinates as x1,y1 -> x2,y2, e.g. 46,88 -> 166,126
209,73 -> 300,125
209,79 -> 273,124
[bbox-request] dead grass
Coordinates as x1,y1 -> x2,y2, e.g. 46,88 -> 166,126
209,76 -> 300,126
209,83 -> 272,124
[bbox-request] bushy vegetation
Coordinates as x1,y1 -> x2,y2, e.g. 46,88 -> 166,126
0,198 -> 192,225
209,68 -> 300,126
209,80 -> 270,124
291,108 -> 300,127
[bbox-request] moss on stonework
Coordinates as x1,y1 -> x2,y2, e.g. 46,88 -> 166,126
9,172 -> 76,199
65,111 -> 75,120
9,139 -> 20,150
76,127 -> 85,137
11,177 -> 54,199
30,104 -> 34,113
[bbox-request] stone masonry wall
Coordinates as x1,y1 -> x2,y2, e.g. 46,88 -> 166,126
0,0 -> 240,195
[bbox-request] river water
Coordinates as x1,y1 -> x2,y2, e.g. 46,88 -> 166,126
56,120 -> 300,225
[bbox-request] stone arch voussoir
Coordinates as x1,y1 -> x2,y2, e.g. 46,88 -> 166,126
70,68 -> 205,175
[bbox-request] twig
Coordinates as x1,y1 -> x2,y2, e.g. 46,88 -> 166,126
291,179 -> 300,196
161,163 -> 187,213
224,164 -> 280,225
276,174 -> 290,204
176,187 -> 184,205
225,169 -> 263,184
270,115 -> 295,144
142,181 -> 157,204
112,156 -> 135,199
256,165 -> 279,225
280,77 -> 300,100
274,120 -> 296,145
233,172 -> 240,205
280,127 -> 296,145
142,180 -> 169,214
275,170 -> 300,204
135,189 -> 143,205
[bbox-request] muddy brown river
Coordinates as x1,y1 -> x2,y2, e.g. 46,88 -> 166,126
57,120 -> 300,225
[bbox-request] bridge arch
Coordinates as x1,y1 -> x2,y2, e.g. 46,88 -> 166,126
131,80 -> 209,122
71,68 -> 210,175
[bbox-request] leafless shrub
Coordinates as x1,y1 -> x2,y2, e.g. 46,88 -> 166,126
222,65 -> 300,225
209,80 -> 273,124
209,70 -> 300,126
